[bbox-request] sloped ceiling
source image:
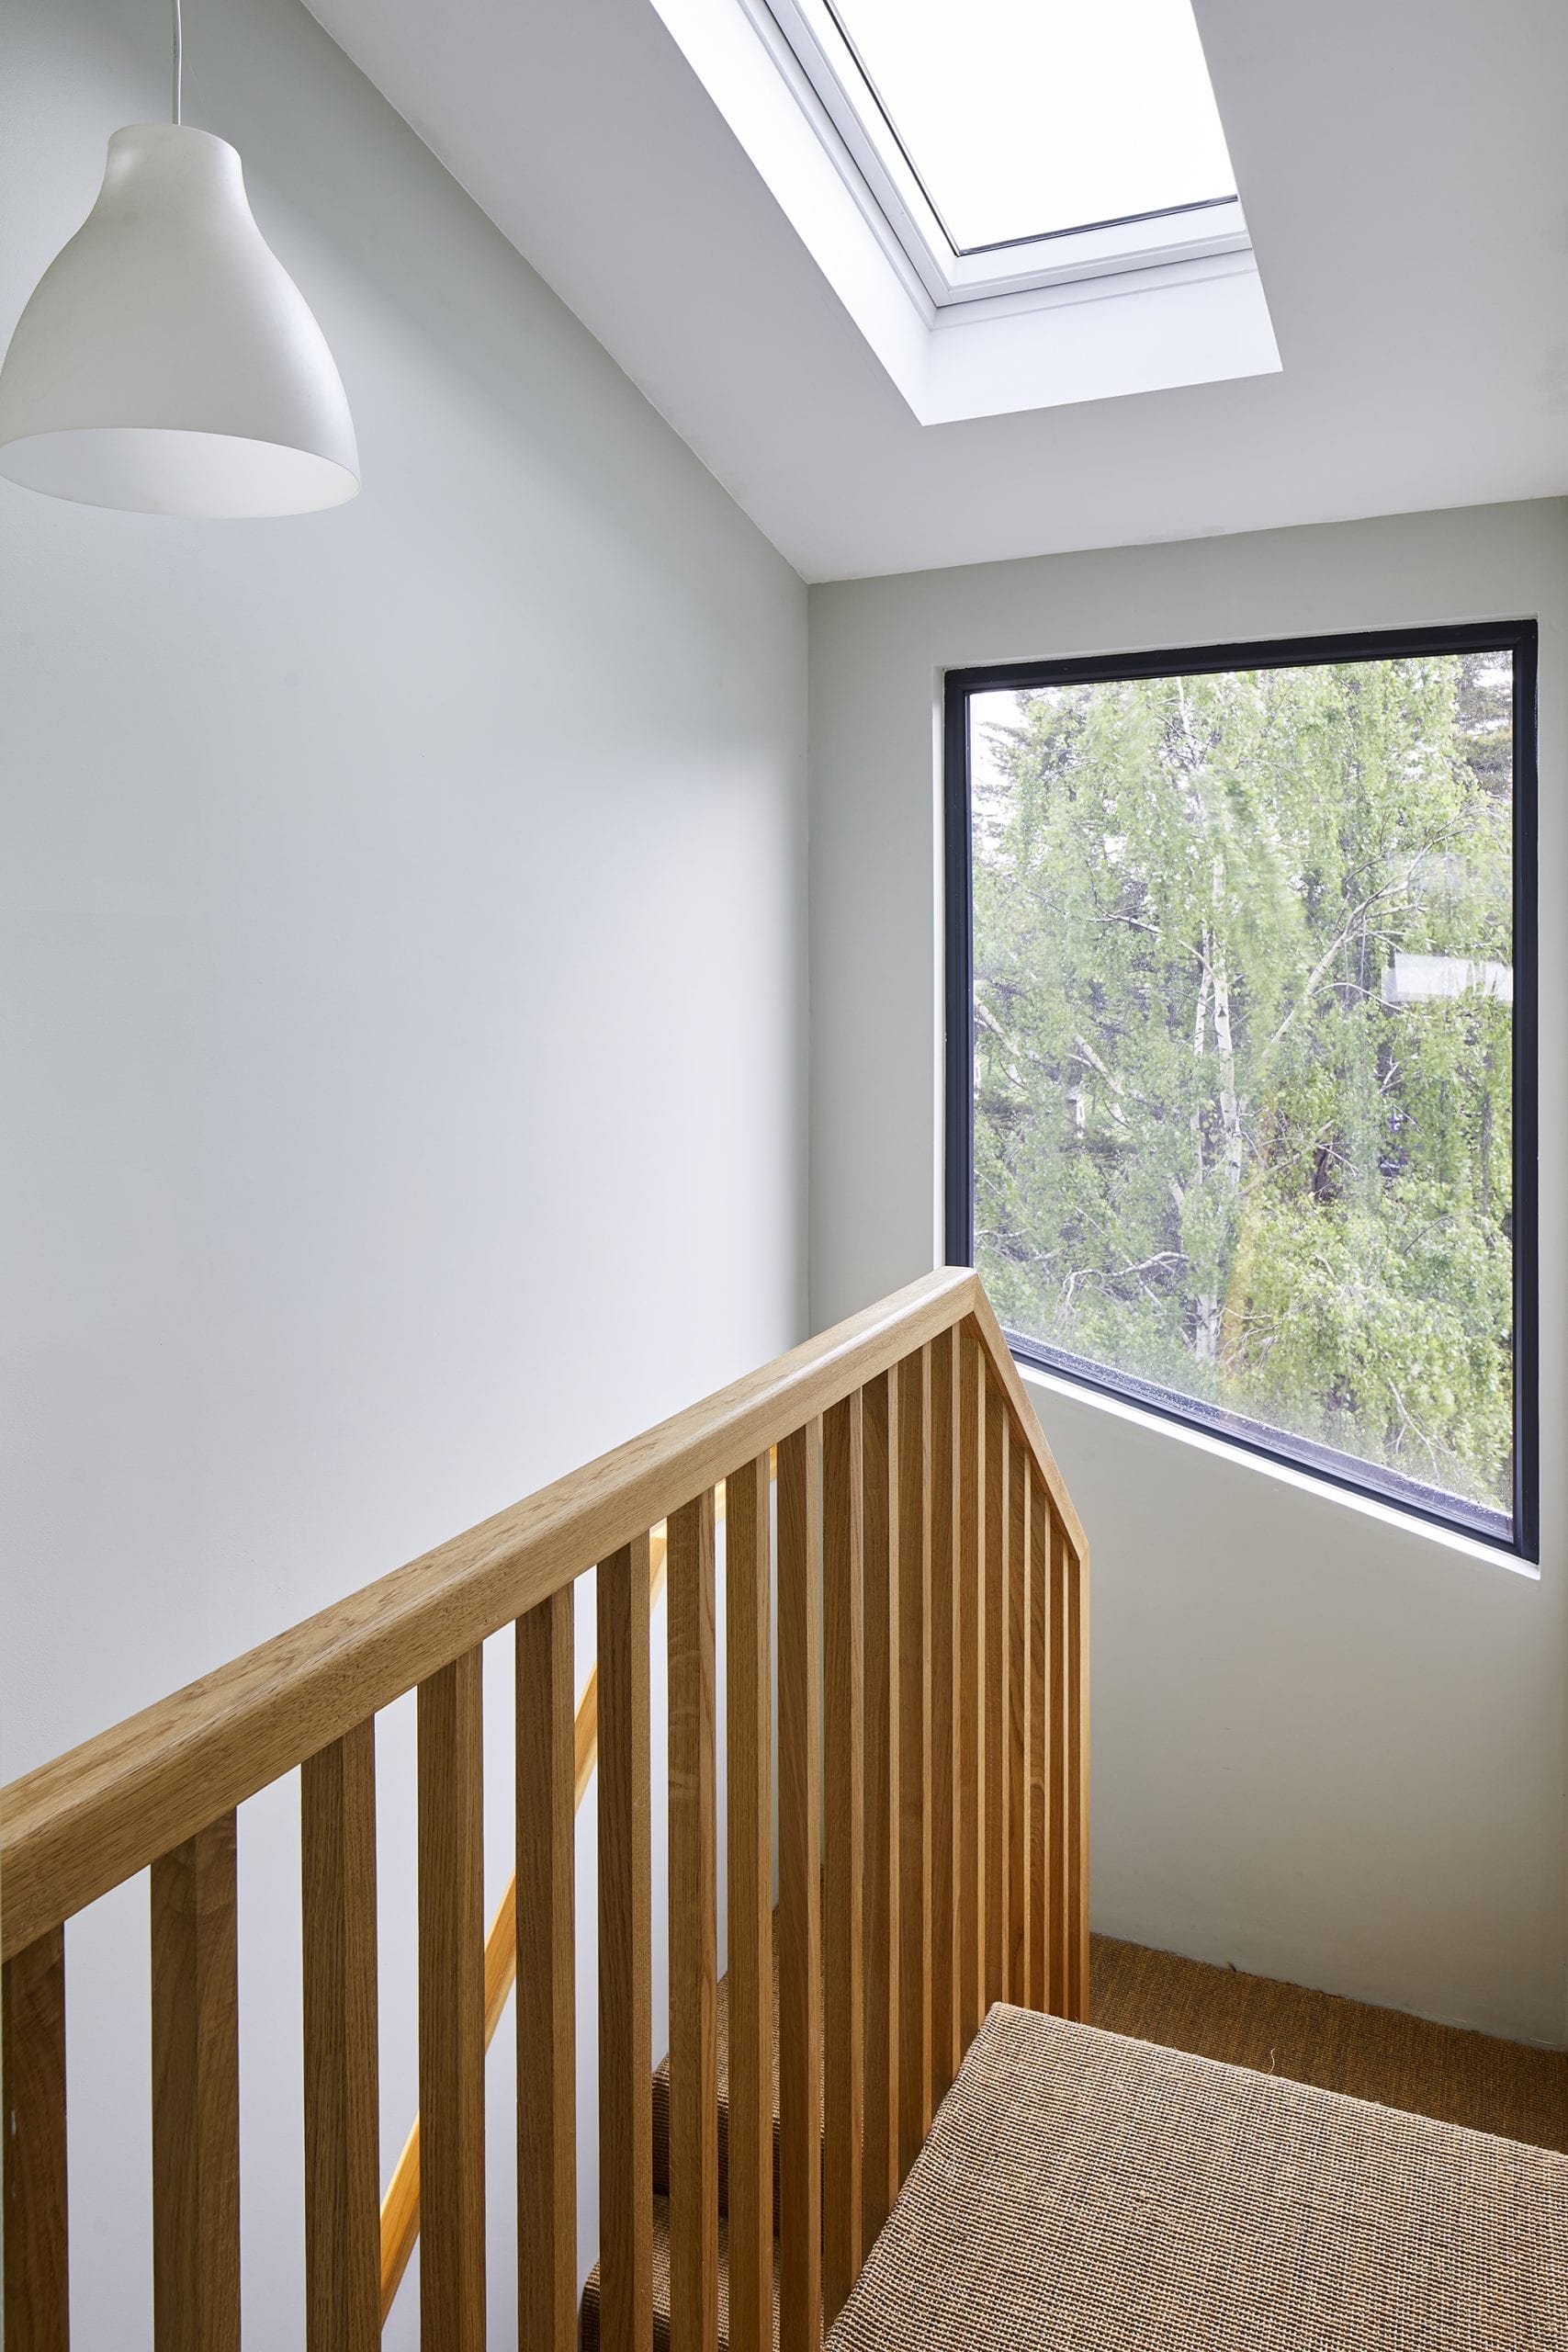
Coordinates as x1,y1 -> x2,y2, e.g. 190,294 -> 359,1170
304,0 -> 1568,582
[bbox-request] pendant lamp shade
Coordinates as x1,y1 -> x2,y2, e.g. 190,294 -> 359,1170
0,124 -> 359,517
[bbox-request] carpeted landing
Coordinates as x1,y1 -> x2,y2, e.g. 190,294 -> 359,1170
830,2002 -> 1568,2352
581,1933 -> 1568,2349
1091,1932 -> 1568,2154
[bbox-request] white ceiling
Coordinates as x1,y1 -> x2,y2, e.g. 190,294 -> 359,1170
304,0 -> 1568,583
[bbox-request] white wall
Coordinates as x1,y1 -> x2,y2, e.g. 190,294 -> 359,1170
0,0 -> 807,2339
808,500 -> 1568,2051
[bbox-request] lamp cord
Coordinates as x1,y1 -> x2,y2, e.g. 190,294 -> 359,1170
172,0 -> 183,124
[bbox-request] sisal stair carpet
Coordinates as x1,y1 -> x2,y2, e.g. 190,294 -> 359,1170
829,2002 -> 1568,2352
579,1959 -> 787,2352
581,1934 -> 1568,2349
1092,1933 -> 1568,2154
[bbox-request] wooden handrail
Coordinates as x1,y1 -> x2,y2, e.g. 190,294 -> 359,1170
378,1460 -> 765,2320
963,1284 -> 1087,1558
2,1271 -> 1027,1962
371,1310 -> 1074,2333
0,1271 -> 1090,2351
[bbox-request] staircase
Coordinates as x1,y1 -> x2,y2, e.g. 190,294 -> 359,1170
0,1269 -> 1090,2352
8,1269 -> 1560,2352
581,1943 -> 794,2352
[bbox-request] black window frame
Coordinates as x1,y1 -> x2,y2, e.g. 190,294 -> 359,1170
943,621 -> 1540,1563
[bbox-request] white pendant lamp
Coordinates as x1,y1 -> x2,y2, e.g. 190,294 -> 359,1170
0,1 -> 358,517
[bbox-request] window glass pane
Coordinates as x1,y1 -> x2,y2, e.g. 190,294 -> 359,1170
827,0 -> 1235,252
970,650 -> 1519,1541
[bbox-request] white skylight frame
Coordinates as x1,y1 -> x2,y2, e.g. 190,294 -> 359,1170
641,0 -> 1279,425
747,0 -> 1253,310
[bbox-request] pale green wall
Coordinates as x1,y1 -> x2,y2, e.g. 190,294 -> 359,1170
808,500 -> 1568,2049
0,0 -> 808,2334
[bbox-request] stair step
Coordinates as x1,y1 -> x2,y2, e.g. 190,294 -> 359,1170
578,2195 -> 781,2352
651,1955 -> 786,2226
584,1928 -> 829,2348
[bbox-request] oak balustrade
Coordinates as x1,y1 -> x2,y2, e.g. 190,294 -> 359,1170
0,1270 -> 1089,2348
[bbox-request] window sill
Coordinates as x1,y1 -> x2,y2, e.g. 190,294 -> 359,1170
1014,1358 -> 1540,1581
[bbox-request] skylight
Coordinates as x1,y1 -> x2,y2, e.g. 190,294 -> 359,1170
644,0 -> 1278,422
758,0 -> 1247,306
825,0 -> 1237,254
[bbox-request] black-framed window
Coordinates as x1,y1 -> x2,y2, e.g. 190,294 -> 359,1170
944,623 -> 1539,1560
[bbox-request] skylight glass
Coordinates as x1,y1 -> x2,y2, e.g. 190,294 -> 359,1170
823,0 -> 1237,254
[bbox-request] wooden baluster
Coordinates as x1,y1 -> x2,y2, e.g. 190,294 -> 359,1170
726,1457 -> 773,2352
778,1423 -> 822,2352
1048,1508 -> 1069,2017
860,1367 -> 899,2248
896,1348 -> 931,2181
417,1652 -> 486,2352
3,1926 -> 69,2352
983,1385 -> 1008,2009
517,1589 -> 576,2352
1007,1423 -> 1028,2007
1067,1538 -> 1091,2023
928,1329 -> 959,2107
152,1813 -> 241,2352
822,1396 -> 864,2324
301,1723 -> 379,2352
956,1329 -> 984,2056
668,1494 -> 718,2352
1027,1485 -> 1049,2013
599,1538 -> 653,2352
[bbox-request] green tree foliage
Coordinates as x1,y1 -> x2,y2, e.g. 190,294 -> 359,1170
973,651 -> 1515,1513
